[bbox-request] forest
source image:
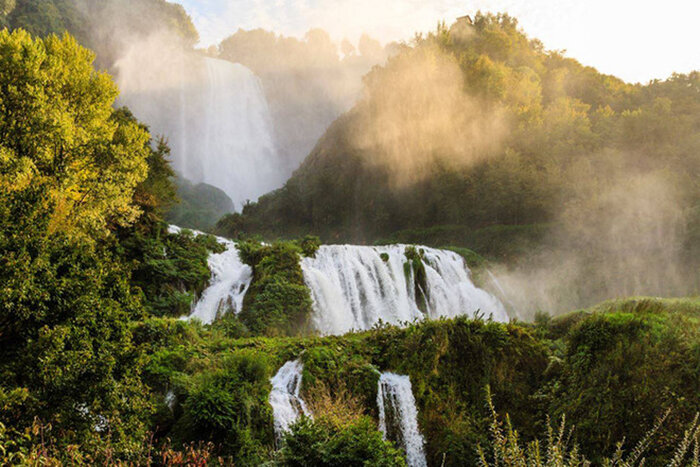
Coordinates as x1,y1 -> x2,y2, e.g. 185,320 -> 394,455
0,1 -> 698,466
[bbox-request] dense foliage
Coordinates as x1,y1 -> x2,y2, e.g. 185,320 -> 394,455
279,416 -> 406,467
1,5 -> 698,466
234,238 -> 319,336
72,297 -> 699,465
0,29 -> 222,459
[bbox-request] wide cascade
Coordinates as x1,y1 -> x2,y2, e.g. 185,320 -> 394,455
301,245 -> 508,335
377,373 -> 427,467
269,360 -> 310,439
117,44 -> 284,207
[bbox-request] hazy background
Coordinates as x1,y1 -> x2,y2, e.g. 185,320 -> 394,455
172,0 -> 700,84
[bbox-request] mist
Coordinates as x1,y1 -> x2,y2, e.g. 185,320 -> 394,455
216,28 -> 391,172
69,0 -> 391,207
68,2 -> 698,317
348,43 -> 509,185
488,168 -> 697,319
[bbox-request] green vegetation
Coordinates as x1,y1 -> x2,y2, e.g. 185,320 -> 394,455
235,238 -> 319,336
404,246 -> 429,313
0,5 -> 698,467
279,416 -> 406,467
148,297 -> 700,466
0,29 -> 222,460
6,297 -> 693,465
165,176 -> 235,231
477,388 -> 699,467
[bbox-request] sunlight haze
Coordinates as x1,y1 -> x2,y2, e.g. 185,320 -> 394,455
172,0 -> 700,83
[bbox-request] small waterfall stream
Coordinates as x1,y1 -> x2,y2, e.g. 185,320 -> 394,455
377,373 -> 427,467
189,236 -> 252,324
269,360 -> 310,438
168,226 -> 252,324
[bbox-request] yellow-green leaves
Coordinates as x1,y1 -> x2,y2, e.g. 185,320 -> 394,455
0,29 -> 149,239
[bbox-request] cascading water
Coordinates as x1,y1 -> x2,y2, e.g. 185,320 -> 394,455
377,373 -> 427,467
168,226 -> 252,324
301,245 -> 508,335
189,236 -> 252,324
269,360 -> 310,439
116,39 -> 284,207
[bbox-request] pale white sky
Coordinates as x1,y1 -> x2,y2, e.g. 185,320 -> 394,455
171,0 -> 700,83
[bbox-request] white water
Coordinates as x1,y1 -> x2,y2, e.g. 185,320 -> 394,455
377,373 -> 427,467
269,360 -> 310,439
168,226 -> 252,324
116,40 -> 284,207
301,245 -> 508,335
189,236 -> 252,324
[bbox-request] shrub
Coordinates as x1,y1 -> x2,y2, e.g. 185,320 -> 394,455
277,416 -> 406,467
237,240 -> 314,336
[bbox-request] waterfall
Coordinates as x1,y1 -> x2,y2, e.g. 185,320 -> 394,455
269,360 -> 310,439
116,39 -> 284,208
301,245 -> 508,335
189,236 -> 252,324
377,373 -> 427,467
174,226 -> 507,332
168,226 -> 252,324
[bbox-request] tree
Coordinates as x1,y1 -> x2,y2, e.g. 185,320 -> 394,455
0,29 -> 150,240
0,29 -> 154,452
278,416 -> 406,467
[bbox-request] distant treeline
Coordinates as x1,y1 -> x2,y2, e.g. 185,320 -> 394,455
225,14 -> 698,245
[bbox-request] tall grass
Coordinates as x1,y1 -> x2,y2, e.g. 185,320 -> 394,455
476,387 -> 699,467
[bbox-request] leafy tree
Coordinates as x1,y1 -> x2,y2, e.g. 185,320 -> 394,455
0,29 -> 150,239
0,184 -> 150,451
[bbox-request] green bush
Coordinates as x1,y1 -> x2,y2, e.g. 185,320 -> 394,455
278,416 -> 406,467
237,240 -> 314,336
545,308 -> 700,463
173,350 -> 275,462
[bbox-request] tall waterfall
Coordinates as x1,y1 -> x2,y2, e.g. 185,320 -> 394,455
301,245 -> 508,335
377,373 -> 427,467
116,39 -> 284,207
269,360 -> 310,439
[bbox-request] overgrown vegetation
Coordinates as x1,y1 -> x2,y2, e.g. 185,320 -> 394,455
1,3 -> 698,466
234,238 -> 319,336
10,297 -> 691,465
477,388 -> 699,467
278,416 -> 406,467
0,28 -> 222,459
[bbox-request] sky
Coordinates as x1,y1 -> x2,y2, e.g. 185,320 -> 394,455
171,0 -> 700,84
